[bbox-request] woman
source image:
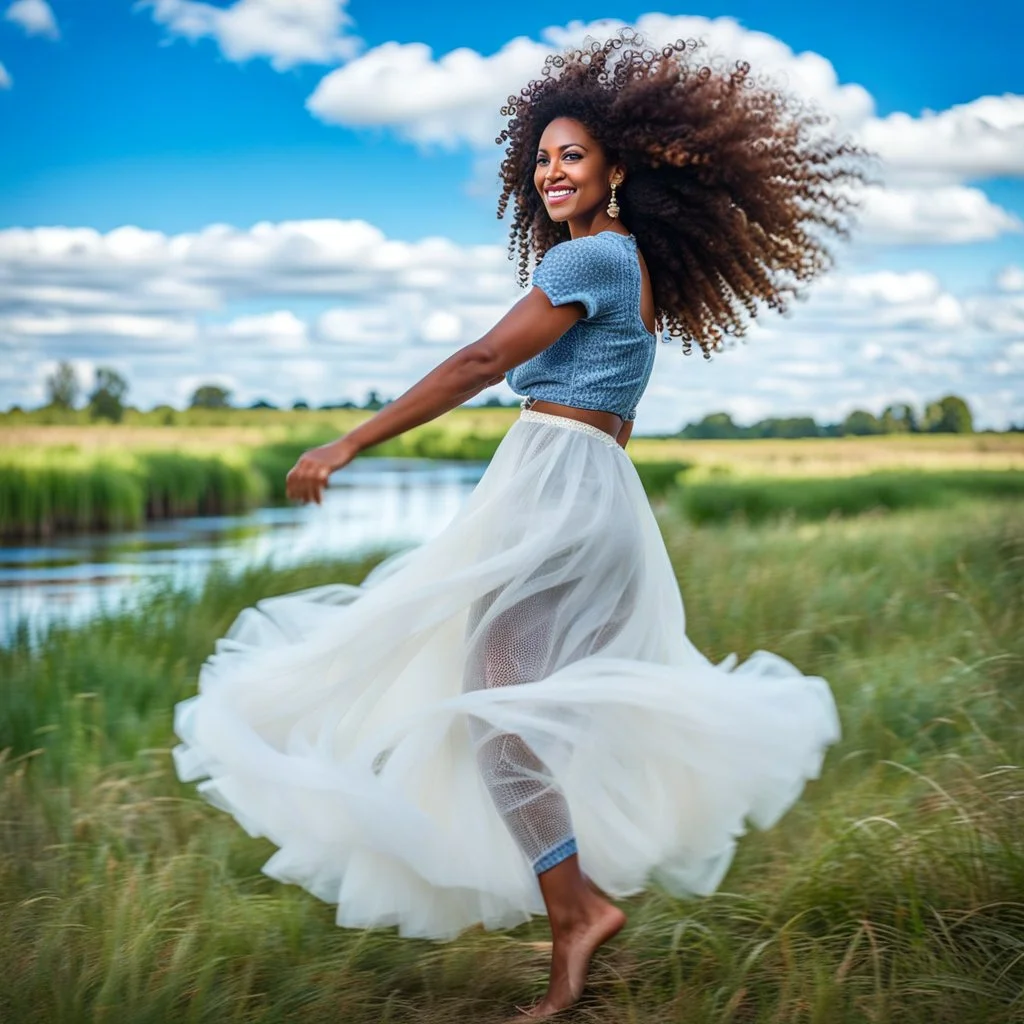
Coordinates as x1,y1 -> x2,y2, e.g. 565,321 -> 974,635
173,30 -> 865,1020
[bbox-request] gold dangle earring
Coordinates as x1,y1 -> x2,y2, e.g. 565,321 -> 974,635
607,180 -> 620,219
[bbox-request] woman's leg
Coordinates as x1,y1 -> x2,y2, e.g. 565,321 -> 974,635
465,582 -> 579,871
464,579 -> 629,1018
517,855 -> 626,1018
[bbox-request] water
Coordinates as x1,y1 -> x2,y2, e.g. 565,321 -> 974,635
0,458 -> 487,647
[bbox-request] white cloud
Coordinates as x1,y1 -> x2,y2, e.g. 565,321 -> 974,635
216,310 -> 309,351
0,60 -> 10,89
0,220 -> 516,307
965,293 -> 1024,336
997,265 -> 1024,292
316,306 -> 402,346
2,220 -> 1022,427
862,95 -> 1024,186
308,15 -> 875,147
307,35 -> 560,148
4,0 -> 59,39
858,184 -> 1022,245
0,312 -> 198,343
143,0 -> 360,71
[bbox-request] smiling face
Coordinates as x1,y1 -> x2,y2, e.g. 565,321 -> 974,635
534,117 -> 624,236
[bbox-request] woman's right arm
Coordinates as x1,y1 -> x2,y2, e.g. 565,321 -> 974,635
338,288 -> 583,455
284,288 -> 584,503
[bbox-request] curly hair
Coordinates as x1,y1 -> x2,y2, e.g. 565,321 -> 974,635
496,28 -> 871,356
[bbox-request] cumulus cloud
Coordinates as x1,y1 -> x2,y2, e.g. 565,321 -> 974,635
862,95 -> 1024,186
858,184 -> 1022,245
0,312 -> 198,343
143,0 -> 360,71
2,220 -> 1021,426
0,220 -> 514,313
965,293 -> 1024,336
307,14 -> 875,147
4,0 -> 59,39
214,310 -> 310,351
998,265 -> 1024,292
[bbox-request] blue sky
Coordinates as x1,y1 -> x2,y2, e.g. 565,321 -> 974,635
1,0 -> 1022,428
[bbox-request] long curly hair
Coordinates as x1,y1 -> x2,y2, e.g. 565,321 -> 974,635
496,28 -> 871,356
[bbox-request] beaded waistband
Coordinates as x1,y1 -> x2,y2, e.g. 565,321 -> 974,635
518,407 -> 622,449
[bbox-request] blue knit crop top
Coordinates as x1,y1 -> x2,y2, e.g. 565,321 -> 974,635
505,231 -> 658,422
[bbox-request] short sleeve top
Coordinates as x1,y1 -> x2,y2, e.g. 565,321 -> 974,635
505,231 -> 658,421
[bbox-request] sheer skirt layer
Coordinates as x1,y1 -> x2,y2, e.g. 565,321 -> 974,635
173,409 -> 841,940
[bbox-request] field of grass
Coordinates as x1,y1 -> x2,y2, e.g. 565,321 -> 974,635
676,469 -> 1024,524
4,411 -> 1023,538
2,496 -> 1021,1023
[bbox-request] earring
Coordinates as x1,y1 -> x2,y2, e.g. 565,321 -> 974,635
607,181 -> 620,219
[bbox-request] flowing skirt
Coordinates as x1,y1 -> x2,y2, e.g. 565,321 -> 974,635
173,409 -> 841,940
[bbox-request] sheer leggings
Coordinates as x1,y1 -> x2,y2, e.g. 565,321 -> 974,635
462,565 -> 636,875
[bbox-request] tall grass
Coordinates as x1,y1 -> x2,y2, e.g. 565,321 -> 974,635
1,500 -> 1021,1022
0,449 -> 268,539
676,469 -> 1024,524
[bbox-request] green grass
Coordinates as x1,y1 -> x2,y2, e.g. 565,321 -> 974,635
1,498 -> 1022,1022
676,469 -> 1024,524
0,448 -> 268,539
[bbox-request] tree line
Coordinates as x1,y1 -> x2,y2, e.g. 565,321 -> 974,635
21,363 -> 1016,436
677,396 -> 981,438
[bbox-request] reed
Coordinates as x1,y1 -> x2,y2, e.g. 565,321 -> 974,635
676,469 -> 1024,524
1,500 -> 1021,1022
0,448 -> 267,539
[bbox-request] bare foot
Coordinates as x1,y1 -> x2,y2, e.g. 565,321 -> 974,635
513,897 -> 626,1019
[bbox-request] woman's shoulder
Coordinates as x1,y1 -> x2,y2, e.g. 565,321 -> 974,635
544,231 -> 630,258
535,232 -> 632,282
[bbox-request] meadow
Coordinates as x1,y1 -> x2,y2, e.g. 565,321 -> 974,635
1,481 -> 1021,1022
3,409 -> 1023,536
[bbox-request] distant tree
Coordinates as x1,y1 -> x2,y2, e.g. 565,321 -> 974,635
292,399 -> 310,410
364,389 -> 385,411
880,403 -> 918,433
923,394 -> 973,434
752,416 -> 821,439
249,398 -> 277,409
483,396 -> 506,408
841,409 -> 882,436
151,403 -> 177,426
87,367 -> 129,423
45,360 -> 80,409
681,412 -> 740,439
189,384 -> 232,409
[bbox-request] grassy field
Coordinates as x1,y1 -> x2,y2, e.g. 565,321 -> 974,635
1,494 -> 1021,1023
3,411 -> 1024,537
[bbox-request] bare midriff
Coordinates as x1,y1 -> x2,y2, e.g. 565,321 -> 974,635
526,399 -> 624,440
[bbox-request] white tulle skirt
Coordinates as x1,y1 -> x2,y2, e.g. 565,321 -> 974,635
173,408 -> 841,940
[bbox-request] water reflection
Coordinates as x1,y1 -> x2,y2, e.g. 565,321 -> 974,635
1,458 -> 486,646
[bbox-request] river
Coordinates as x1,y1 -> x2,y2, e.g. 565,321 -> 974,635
0,458 -> 487,646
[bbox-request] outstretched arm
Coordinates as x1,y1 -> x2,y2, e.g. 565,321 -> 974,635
285,288 -> 585,503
